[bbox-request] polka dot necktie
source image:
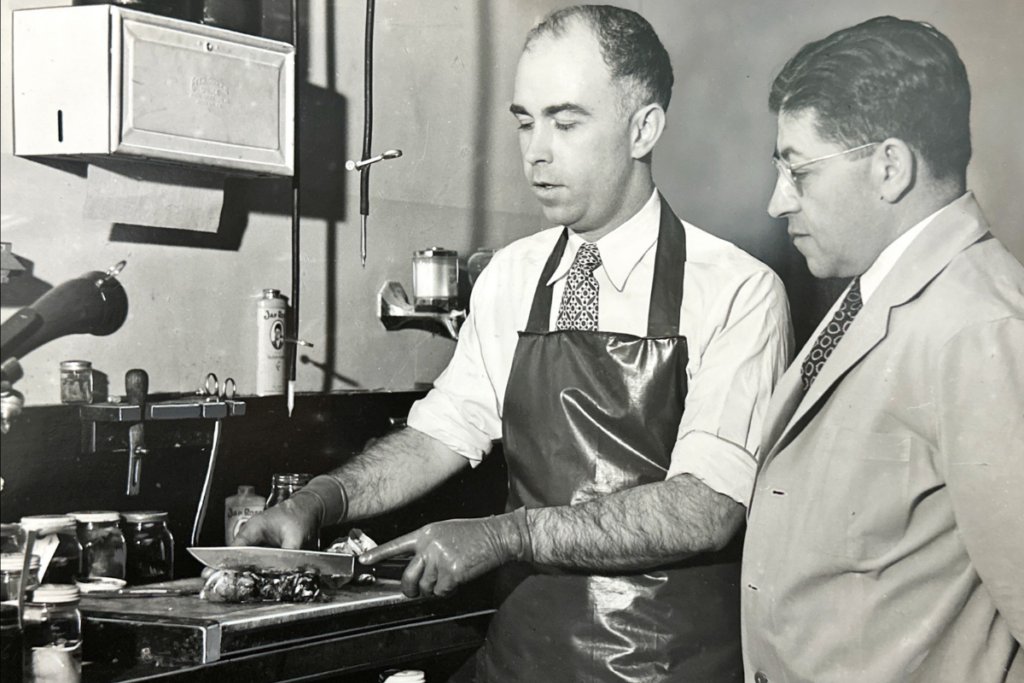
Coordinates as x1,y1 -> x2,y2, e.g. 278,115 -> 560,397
801,276 -> 863,391
556,242 -> 602,331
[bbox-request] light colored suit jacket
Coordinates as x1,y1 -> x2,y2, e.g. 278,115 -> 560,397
742,193 -> 1024,683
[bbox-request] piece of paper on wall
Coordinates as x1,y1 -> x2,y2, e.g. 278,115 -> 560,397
84,160 -> 225,232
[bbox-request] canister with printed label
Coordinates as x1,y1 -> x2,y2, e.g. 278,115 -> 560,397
256,289 -> 288,396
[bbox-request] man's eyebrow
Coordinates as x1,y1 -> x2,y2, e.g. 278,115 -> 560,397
776,145 -> 796,161
508,103 -> 592,118
543,103 -> 591,118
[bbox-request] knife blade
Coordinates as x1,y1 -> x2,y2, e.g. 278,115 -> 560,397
188,546 -> 356,577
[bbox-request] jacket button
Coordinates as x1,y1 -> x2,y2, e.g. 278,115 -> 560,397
755,673 -> 769,683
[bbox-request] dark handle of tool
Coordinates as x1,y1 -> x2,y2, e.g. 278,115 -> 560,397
360,0 -> 375,219
125,369 -> 148,495
126,368 -> 148,406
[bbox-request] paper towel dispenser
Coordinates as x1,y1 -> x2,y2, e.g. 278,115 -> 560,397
12,5 -> 294,176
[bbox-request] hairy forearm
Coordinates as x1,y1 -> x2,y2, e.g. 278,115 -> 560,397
314,427 -> 469,522
527,474 -> 745,571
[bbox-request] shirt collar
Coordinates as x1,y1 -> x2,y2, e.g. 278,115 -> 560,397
546,189 -> 661,292
859,194 -> 964,303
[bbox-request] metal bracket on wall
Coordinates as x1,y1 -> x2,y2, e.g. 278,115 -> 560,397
378,281 -> 466,341
79,370 -> 245,495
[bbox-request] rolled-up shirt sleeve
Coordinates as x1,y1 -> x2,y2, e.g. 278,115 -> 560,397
407,267 -> 505,465
666,268 -> 794,505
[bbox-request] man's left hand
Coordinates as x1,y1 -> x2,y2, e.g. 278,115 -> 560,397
359,509 -> 532,598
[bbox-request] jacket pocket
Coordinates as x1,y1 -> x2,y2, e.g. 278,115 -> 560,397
816,429 -> 913,560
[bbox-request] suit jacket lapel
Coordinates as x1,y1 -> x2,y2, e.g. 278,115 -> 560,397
758,193 -> 990,472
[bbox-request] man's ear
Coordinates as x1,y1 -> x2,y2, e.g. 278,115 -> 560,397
630,103 -> 666,159
875,138 -> 916,203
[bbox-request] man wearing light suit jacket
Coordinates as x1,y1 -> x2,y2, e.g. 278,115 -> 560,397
741,16 -> 1024,683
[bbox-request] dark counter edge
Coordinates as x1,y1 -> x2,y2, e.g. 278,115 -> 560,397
82,584 -> 495,682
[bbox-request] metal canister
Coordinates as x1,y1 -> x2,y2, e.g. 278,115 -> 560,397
256,289 -> 288,396
413,248 -> 459,311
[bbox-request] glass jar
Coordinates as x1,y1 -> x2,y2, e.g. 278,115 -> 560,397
1,603 -> 22,683
19,516 -> 81,585
23,584 -> 82,683
59,361 -> 93,405
122,512 -> 174,585
70,512 -> 126,580
0,524 -> 24,554
0,553 -> 40,602
412,248 -> 459,311
265,473 -> 313,509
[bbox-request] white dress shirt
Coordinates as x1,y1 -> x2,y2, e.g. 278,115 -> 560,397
408,190 -> 794,505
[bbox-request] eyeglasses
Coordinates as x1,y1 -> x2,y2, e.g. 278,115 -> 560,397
772,142 -> 880,192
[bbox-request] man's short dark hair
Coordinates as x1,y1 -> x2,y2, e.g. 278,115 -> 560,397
525,5 -> 674,117
770,16 -> 971,182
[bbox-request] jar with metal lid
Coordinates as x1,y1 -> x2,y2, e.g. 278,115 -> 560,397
69,512 -> 126,580
19,516 -> 81,585
265,473 -> 313,509
23,584 -> 82,683
0,553 -> 40,602
1,602 -> 22,683
122,512 -> 174,585
59,361 -> 93,405
413,248 -> 459,311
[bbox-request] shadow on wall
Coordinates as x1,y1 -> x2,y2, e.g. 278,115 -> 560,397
106,0 -> 349,251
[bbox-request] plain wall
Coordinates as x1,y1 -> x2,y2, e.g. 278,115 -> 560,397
1,0 -> 1021,407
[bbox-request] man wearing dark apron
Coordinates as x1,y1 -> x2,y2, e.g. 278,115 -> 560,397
236,6 -> 792,681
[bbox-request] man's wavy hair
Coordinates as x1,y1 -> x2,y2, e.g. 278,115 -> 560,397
525,5 -> 674,119
771,16 -> 971,182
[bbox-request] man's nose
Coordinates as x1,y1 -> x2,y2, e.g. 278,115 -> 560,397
523,124 -> 552,165
767,175 -> 799,218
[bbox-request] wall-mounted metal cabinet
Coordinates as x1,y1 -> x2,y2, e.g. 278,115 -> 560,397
13,5 -> 294,176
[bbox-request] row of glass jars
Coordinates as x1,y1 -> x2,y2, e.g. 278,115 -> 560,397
0,511 -> 174,601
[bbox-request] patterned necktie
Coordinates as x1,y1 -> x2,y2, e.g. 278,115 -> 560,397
801,276 -> 863,391
556,242 -> 602,331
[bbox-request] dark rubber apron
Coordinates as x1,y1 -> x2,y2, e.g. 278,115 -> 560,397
471,197 -> 742,683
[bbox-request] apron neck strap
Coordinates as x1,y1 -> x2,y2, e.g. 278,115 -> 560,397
647,196 -> 687,337
526,229 -> 569,332
524,195 -> 688,335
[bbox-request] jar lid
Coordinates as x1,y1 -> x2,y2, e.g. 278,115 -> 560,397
60,360 -> 92,370
237,485 -> 257,495
262,288 -> 282,299
29,584 -> 80,604
1,552 -> 40,571
121,511 -> 168,523
271,473 -> 312,486
70,511 -> 121,523
382,671 -> 426,683
77,577 -> 127,594
20,515 -> 77,534
414,247 -> 456,258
